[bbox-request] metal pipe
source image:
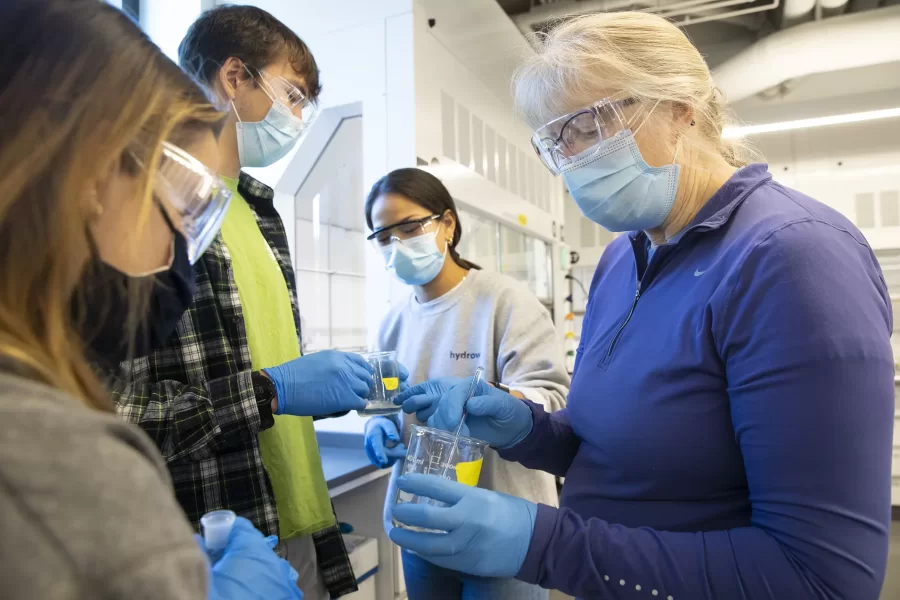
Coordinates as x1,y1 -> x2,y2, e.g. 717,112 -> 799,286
673,0 -> 780,26
511,0 -> 656,31
656,0 -> 757,18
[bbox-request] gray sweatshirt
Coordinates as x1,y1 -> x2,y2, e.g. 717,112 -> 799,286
0,372 -> 208,600
376,269 -> 570,507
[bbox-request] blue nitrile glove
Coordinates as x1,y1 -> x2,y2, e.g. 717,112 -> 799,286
393,376 -> 467,422
264,350 -> 374,416
428,378 -> 533,449
364,416 -> 407,468
396,363 -> 411,395
389,474 -> 537,578
199,517 -> 303,599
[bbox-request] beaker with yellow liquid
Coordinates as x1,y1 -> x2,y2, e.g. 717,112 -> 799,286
393,424 -> 488,532
358,350 -> 401,416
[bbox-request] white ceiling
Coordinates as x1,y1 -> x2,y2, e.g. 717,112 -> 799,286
417,0 -> 900,125
732,61 -> 900,121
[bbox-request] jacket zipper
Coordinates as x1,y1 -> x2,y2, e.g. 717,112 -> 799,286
604,286 -> 640,362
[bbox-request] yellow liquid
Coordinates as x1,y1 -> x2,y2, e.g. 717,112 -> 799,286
383,377 -> 399,391
455,458 -> 483,487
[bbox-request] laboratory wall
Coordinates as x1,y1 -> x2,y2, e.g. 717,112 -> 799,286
412,0 -> 569,328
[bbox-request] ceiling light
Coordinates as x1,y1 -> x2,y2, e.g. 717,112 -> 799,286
722,107 -> 900,139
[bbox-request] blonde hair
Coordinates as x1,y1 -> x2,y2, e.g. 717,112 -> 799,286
513,12 -> 755,167
0,0 -> 223,410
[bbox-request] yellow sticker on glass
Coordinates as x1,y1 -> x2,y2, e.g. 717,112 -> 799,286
383,377 -> 399,391
455,458 -> 483,487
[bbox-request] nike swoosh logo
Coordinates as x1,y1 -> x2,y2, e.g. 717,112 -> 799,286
694,269 -> 706,277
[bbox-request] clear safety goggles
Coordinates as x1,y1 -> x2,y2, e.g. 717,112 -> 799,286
254,68 -> 318,126
530,97 -> 639,175
152,141 -> 233,264
366,214 -> 441,249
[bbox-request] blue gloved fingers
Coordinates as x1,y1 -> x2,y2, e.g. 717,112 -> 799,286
364,421 -> 389,467
345,351 -> 375,373
391,500 -> 465,533
431,379 -> 497,431
395,473 -> 470,505
415,402 -> 441,424
347,362 -> 377,396
464,393 -> 512,418
264,535 -> 279,550
429,380 -> 472,431
396,380 -> 432,404
427,413 -> 471,437
389,525 -> 472,558
385,444 -> 408,459
399,393 -> 434,415
380,418 -> 401,442
398,362 -> 410,381
193,533 -> 209,555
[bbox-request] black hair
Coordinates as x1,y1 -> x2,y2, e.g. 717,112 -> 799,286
365,168 -> 480,271
178,4 -> 321,101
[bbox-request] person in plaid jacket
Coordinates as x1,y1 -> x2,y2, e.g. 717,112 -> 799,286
108,6 -> 383,599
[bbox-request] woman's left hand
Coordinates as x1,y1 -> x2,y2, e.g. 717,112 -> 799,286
393,376 -> 467,421
389,474 -> 537,578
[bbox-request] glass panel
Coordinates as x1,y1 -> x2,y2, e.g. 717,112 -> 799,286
499,225 -> 532,287
295,217 -> 329,271
329,225 -> 365,275
532,238 -> 552,301
457,209 -> 498,272
293,114 -> 365,351
331,275 -> 367,351
296,271 -> 331,352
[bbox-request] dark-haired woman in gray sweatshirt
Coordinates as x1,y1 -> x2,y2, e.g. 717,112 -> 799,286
362,168 -> 570,600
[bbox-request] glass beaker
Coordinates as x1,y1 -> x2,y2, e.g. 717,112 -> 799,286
358,350 -> 401,416
393,425 -> 488,532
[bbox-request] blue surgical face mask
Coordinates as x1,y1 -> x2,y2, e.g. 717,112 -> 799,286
234,100 -> 305,168
562,130 -> 680,232
381,231 -> 447,286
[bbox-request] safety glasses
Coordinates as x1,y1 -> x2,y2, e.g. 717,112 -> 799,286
152,141 -> 232,264
531,97 -> 638,175
255,68 -> 318,126
366,215 -> 441,249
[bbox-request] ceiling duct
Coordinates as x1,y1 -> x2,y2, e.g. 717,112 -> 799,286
511,0 -> 783,31
713,5 -> 900,103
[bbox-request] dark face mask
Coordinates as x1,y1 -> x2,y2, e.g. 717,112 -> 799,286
77,209 -> 196,369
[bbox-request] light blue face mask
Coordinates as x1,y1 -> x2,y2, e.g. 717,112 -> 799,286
381,231 -> 447,286
234,100 -> 305,168
562,130 -> 680,232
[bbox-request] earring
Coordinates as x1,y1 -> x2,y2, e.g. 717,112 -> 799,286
87,189 -> 104,218
690,119 -> 696,127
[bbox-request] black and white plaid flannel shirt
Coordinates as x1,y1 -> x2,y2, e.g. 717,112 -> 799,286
109,172 -> 357,597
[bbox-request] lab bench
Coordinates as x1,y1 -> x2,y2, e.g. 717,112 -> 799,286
318,430 -> 404,600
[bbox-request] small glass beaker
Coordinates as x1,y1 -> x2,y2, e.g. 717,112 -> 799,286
393,425 -> 488,532
358,350 -> 401,416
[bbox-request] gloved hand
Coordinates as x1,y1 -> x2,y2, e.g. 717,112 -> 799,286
393,377 -> 467,422
389,474 -> 537,578
264,350 -> 374,416
364,416 -> 407,468
428,378 -> 533,449
199,517 -> 303,599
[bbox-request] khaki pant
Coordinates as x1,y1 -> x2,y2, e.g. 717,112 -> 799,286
283,534 -> 330,600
